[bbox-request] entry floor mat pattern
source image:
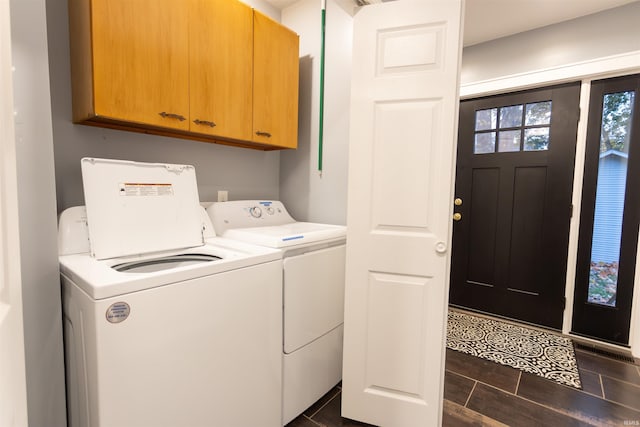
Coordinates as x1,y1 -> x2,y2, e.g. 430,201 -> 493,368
446,310 -> 582,389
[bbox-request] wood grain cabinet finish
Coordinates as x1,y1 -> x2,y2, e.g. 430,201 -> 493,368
190,0 -> 253,140
68,0 -> 299,150
71,0 -> 191,131
253,10 -> 300,149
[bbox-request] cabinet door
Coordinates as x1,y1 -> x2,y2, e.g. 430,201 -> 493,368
253,11 -> 299,149
91,0 -> 189,130
190,0 -> 253,140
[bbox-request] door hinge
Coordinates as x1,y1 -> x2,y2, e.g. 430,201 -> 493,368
562,296 -> 567,310
570,204 -> 573,218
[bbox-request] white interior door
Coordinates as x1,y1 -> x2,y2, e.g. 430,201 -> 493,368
342,1 -> 463,426
0,1 -> 28,425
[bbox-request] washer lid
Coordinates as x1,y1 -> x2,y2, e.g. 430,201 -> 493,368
81,158 -> 203,260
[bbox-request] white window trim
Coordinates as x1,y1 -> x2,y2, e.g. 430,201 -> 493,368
460,50 -> 640,99
460,50 -> 640,358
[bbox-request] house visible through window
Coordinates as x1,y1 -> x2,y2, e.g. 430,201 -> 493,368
588,90 -> 635,306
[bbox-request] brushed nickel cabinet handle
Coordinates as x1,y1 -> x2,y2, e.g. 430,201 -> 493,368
193,119 -> 216,128
158,112 -> 186,121
255,131 -> 272,138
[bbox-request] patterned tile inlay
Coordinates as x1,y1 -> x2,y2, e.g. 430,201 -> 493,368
447,311 -> 582,389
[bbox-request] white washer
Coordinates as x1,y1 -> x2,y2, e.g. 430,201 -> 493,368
207,200 -> 346,425
59,158 -> 283,427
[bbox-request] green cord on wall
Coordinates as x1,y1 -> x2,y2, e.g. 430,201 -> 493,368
318,1 -> 327,175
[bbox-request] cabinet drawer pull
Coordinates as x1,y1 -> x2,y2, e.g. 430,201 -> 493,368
193,119 -> 216,128
255,131 -> 272,138
158,112 -> 186,121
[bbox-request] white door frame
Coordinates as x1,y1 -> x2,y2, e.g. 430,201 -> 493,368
0,1 -> 28,425
460,50 -> 640,358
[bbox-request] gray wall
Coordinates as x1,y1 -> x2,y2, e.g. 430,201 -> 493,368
47,0 -> 283,212
10,0 -> 67,425
242,0 -> 280,20
461,1 -> 640,85
280,0 -> 352,225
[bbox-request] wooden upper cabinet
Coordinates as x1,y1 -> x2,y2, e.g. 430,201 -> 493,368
253,11 -> 300,149
189,0 -> 253,140
78,0 -> 190,130
69,0 -> 299,150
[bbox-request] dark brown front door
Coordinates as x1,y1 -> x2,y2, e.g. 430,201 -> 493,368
449,83 -> 581,329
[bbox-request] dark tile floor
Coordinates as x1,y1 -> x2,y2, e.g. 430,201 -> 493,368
286,346 -> 640,426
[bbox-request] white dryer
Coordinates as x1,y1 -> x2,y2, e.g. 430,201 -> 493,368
59,158 -> 283,427
207,200 -> 347,425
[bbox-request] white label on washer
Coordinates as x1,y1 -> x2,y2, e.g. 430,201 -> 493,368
106,302 -> 130,323
119,183 -> 174,197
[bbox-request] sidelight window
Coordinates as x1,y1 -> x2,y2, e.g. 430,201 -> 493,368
587,90 -> 635,306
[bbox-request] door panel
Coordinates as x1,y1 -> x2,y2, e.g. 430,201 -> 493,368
450,83 -> 581,329
365,273 -> 429,395
468,168 -> 499,285
510,166 -> 546,294
343,1 -> 463,426
572,74 -> 640,345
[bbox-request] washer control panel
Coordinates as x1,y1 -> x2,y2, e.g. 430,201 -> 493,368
245,201 -> 288,221
207,200 -> 295,234
249,206 -> 262,218
249,205 -> 277,218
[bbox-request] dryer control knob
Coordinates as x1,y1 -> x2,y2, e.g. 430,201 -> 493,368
249,206 -> 262,218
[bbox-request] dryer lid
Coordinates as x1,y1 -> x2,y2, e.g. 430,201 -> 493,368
81,158 -> 203,260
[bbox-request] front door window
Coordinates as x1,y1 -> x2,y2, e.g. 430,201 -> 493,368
473,101 -> 552,154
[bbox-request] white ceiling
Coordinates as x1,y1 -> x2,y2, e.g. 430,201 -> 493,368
266,0 -> 638,46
